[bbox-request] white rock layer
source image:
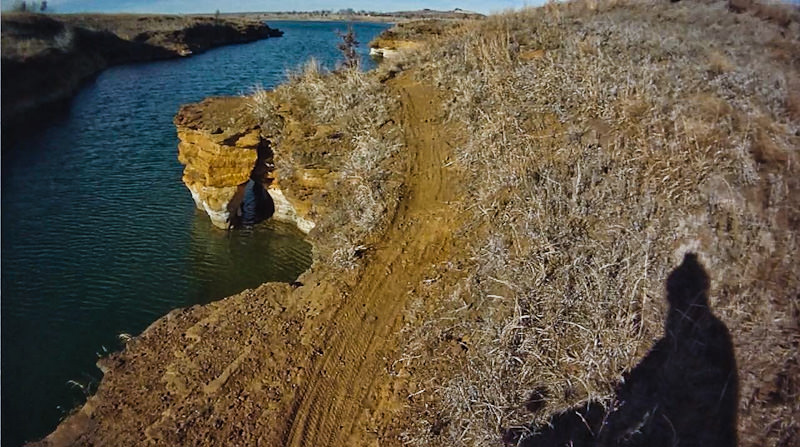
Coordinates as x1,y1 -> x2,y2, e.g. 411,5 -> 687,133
267,186 -> 315,234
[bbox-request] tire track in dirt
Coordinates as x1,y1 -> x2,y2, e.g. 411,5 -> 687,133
32,74 -> 458,447
284,74 -> 457,446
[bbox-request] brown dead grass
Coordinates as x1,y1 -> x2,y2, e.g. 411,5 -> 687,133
387,1 -> 799,446
245,1 -> 799,444
729,0 -> 800,27
251,62 -> 405,270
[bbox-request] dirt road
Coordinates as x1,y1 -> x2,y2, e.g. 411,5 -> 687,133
283,75 -> 458,446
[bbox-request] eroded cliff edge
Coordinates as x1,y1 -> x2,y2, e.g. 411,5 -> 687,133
368,19 -> 462,59
30,2 -> 800,446
32,63 -> 421,447
174,96 -> 315,232
1,13 -> 282,140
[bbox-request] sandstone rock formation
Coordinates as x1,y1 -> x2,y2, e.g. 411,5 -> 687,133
368,40 -> 421,59
174,96 -> 314,232
368,19 -> 461,59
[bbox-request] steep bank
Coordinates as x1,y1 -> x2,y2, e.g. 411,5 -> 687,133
368,18 -> 467,59
34,1 -> 800,446
174,96 -> 315,231
0,13 -> 282,139
33,70 -> 453,447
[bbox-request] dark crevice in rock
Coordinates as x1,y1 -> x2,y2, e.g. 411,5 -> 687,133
231,141 -> 277,229
231,180 -> 275,228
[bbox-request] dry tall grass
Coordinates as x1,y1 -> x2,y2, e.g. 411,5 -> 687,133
395,0 -> 799,445
246,1 -> 797,443
251,61 -> 404,269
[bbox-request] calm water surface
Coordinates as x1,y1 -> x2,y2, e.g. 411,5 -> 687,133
1,21 -> 390,446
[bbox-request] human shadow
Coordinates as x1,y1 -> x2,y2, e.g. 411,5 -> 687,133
506,253 -> 738,447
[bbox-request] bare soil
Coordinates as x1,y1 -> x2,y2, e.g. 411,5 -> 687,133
32,73 -> 466,447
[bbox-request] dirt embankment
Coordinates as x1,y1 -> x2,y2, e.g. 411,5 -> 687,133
30,1 -> 800,446
32,71 -> 464,447
0,13 -> 282,139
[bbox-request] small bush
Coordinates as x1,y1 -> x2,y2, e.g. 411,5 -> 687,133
336,25 -> 360,70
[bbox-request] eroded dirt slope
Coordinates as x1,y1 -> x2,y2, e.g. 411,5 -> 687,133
34,73 -> 464,447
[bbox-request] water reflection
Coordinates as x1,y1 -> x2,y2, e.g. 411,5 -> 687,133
187,211 -> 312,306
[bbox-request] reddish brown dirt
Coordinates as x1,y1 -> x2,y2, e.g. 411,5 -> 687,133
283,75 -> 461,447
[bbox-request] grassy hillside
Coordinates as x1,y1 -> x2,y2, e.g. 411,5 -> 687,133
378,1 -> 799,445
246,1 -> 799,444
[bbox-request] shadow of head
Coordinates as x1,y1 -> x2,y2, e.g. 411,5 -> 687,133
666,253 -> 710,312
504,252 -> 738,447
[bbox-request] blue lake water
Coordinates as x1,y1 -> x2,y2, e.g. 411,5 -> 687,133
1,21 -> 390,446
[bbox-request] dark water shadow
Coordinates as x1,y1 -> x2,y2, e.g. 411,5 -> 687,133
231,179 -> 275,228
506,253 -> 738,447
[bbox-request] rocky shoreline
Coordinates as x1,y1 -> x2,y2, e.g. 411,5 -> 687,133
31,57 -> 413,447
174,96 -> 316,232
0,13 -> 282,140
30,67 -> 432,447
368,19 -> 460,59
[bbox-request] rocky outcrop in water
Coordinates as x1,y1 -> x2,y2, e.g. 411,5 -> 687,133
1,13 -> 282,140
174,96 -> 315,232
369,38 -> 422,59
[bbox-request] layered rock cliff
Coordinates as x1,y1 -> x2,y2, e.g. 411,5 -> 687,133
368,19 -> 464,59
1,13 -> 282,140
174,96 -> 314,232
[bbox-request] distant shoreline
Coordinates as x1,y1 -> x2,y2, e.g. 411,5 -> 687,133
0,13 -> 284,142
251,15 -> 399,23
33,9 -> 484,23
226,10 -> 484,23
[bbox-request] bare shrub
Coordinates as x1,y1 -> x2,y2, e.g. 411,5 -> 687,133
336,25 -> 360,70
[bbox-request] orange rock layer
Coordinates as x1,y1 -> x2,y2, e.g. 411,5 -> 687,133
174,96 -> 315,232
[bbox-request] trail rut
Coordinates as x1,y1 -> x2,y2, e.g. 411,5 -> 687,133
284,75 -> 458,446
34,74 -> 460,447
